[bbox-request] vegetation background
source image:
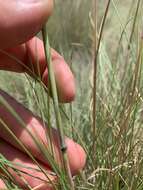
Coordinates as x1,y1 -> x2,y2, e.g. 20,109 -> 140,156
1,0 -> 143,189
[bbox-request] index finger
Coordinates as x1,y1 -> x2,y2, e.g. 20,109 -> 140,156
0,37 -> 75,102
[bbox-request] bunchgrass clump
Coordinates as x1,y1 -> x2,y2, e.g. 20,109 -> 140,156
0,0 -> 143,189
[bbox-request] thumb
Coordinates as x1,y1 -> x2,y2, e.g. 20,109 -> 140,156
0,0 -> 53,49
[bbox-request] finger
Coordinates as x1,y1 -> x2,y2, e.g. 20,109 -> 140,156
0,37 -> 75,102
0,179 -> 6,189
0,0 -> 53,49
0,90 -> 86,175
0,139 -> 55,190
26,38 -> 75,102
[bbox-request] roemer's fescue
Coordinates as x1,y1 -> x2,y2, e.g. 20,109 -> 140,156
42,24 -> 74,190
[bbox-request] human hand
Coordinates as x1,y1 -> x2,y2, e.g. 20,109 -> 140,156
0,1 -> 86,189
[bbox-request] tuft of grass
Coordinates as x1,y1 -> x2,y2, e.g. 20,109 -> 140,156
1,0 -> 143,190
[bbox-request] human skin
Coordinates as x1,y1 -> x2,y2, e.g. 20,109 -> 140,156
0,0 -> 86,189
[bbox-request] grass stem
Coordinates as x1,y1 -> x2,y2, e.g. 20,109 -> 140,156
42,24 -> 74,190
